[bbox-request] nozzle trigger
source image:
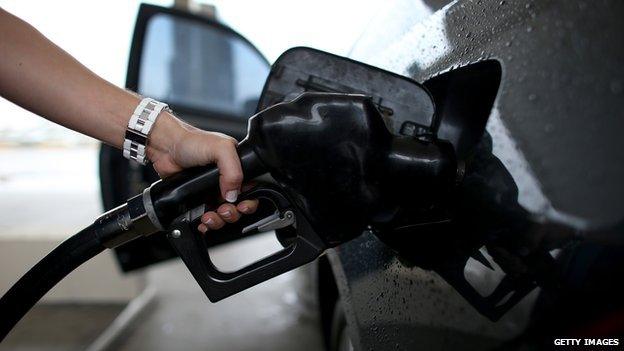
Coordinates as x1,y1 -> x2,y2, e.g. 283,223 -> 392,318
242,210 -> 296,234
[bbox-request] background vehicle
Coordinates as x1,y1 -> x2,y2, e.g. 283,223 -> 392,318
101,1 -> 624,350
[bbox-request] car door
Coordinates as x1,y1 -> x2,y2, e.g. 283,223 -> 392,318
100,4 -> 270,271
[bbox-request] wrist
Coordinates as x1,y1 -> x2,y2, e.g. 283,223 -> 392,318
146,111 -> 188,161
122,97 -> 171,165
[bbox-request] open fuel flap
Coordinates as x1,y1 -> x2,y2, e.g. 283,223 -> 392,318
256,47 -> 436,139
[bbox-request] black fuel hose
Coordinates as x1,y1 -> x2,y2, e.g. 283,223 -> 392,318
0,224 -> 104,341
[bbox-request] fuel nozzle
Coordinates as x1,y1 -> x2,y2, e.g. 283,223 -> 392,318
137,92 -> 456,301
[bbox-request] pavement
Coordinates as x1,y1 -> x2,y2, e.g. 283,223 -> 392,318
2,236 -> 324,351
0,304 -> 125,351
111,235 -> 323,351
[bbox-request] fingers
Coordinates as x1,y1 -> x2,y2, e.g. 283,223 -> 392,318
214,138 -> 243,202
237,199 -> 259,214
216,203 -> 240,223
198,211 -> 225,233
196,199 -> 260,234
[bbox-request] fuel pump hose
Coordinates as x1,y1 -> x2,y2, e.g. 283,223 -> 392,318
0,224 -> 103,340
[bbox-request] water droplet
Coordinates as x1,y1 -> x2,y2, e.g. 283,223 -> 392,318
610,80 -> 622,94
528,93 -> 537,101
499,0 -> 506,5
526,25 -> 533,32
161,322 -> 174,334
506,41 -> 512,47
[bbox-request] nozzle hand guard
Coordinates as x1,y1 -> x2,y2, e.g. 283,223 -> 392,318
166,184 -> 325,302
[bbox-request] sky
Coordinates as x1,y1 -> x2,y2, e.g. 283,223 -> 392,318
0,0 -> 382,144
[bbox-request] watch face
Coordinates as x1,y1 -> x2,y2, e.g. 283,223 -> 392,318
125,129 -> 148,145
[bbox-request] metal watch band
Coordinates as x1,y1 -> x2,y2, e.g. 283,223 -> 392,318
123,97 -> 168,165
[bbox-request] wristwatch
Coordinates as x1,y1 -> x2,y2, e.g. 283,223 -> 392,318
123,97 -> 168,165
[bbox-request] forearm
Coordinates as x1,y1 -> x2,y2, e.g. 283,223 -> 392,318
0,8 -> 244,201
0,8 -> 180,150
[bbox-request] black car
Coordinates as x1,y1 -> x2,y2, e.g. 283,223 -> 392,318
100,1 -> 624,350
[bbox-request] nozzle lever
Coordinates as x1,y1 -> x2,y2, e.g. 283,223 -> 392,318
242,210 -> 296,234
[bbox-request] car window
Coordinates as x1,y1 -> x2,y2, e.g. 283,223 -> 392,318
138,13 -> 269,118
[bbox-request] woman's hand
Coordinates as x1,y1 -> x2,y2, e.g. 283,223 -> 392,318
147,112 -> 258,234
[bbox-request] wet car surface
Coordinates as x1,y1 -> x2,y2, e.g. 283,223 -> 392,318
324,0 -> 624,349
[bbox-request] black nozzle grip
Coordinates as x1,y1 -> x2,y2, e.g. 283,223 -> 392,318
148,140 -> 265,228
166,184 -> 327,302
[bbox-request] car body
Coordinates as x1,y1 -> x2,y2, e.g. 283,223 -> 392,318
101,1 -> 624,350
319,0 -> 624,349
